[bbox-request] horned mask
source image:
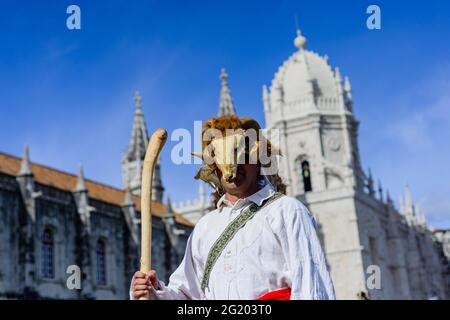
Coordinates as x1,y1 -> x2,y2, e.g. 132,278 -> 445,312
192,115 -> 280,193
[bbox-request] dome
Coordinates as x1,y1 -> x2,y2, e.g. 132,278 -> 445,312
269,29 -> 347,110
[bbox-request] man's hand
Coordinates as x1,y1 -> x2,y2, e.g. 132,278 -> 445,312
132,270 -> 161,299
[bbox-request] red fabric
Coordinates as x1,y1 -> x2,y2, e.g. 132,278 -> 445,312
256,288 -> 291,300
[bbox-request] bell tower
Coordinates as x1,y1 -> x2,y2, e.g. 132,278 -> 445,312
122,92 -> 164,201
261,25 -> 447,301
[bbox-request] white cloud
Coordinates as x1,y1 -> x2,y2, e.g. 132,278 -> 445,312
380,63 -> 450,228
386,70 -> 450,152
388,112 -> 432,150
420,190 -> 450,229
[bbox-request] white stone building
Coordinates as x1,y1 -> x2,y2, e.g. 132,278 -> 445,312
176,28 -> 450,299
173,183 -> 213,225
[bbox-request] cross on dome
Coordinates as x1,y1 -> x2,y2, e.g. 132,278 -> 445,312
134,91 -> 142,110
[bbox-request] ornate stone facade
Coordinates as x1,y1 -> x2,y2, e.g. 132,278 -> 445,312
264,28 -> 449,300
177,28 -> 450,299
173,183 -> 214,225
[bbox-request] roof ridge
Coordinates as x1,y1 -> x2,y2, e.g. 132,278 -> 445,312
0,151 -> 127,193
0,151 -> 194,227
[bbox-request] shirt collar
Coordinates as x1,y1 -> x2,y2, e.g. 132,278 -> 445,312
216,183 -> 276,209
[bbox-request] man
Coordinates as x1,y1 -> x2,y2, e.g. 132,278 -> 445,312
131,115 -> 335,300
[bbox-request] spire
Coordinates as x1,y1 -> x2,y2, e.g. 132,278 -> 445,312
122,92 -> 151,194
415,205 -> 426,226
404,185 -> 413,214
294,27 -> 307,50
386,190 -> 393,206
262,84 -> 270,112
163,195 -> 180,247
419,207 -> 427,227
165,195 -> 173,215
19,145 -> 32,176
151,157 -> 164,203
218,68 -> 236,116
377,179 -> 383,201
344,76 -> 352,96
367,168 -> 375,196
403,185 -> 416,224
75,164 -> 87,192
126,91 -> 149,162
121,176 -> 139,244
73,164 -> 91,233
135,91 -> 142,112
16,144 -> 38,223
343,76 -> 353,111
334,67 -> 343,96
399,195 -> 405,214
123,177 -> 134,206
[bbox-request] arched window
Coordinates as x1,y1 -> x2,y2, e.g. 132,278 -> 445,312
301,160 -> 312,192
41,228 -> 54,279
96,240 -> 107,286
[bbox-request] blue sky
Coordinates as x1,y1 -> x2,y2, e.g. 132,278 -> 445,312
0,1 -> 449,228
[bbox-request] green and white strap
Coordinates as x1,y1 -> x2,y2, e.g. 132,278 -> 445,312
200,192 -> 283,292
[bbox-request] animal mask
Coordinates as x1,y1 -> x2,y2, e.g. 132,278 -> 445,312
192,115 -> 280,191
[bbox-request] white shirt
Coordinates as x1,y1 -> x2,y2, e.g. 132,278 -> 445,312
132,183 -> 335,300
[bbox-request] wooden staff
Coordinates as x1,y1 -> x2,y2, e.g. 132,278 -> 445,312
140,128 -> 168,299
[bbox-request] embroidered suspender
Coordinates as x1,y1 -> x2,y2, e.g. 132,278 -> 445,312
200,192 -> 283,292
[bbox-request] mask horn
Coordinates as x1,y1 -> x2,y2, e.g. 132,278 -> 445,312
240,117 -> 261,131
191,151 -> 203,160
